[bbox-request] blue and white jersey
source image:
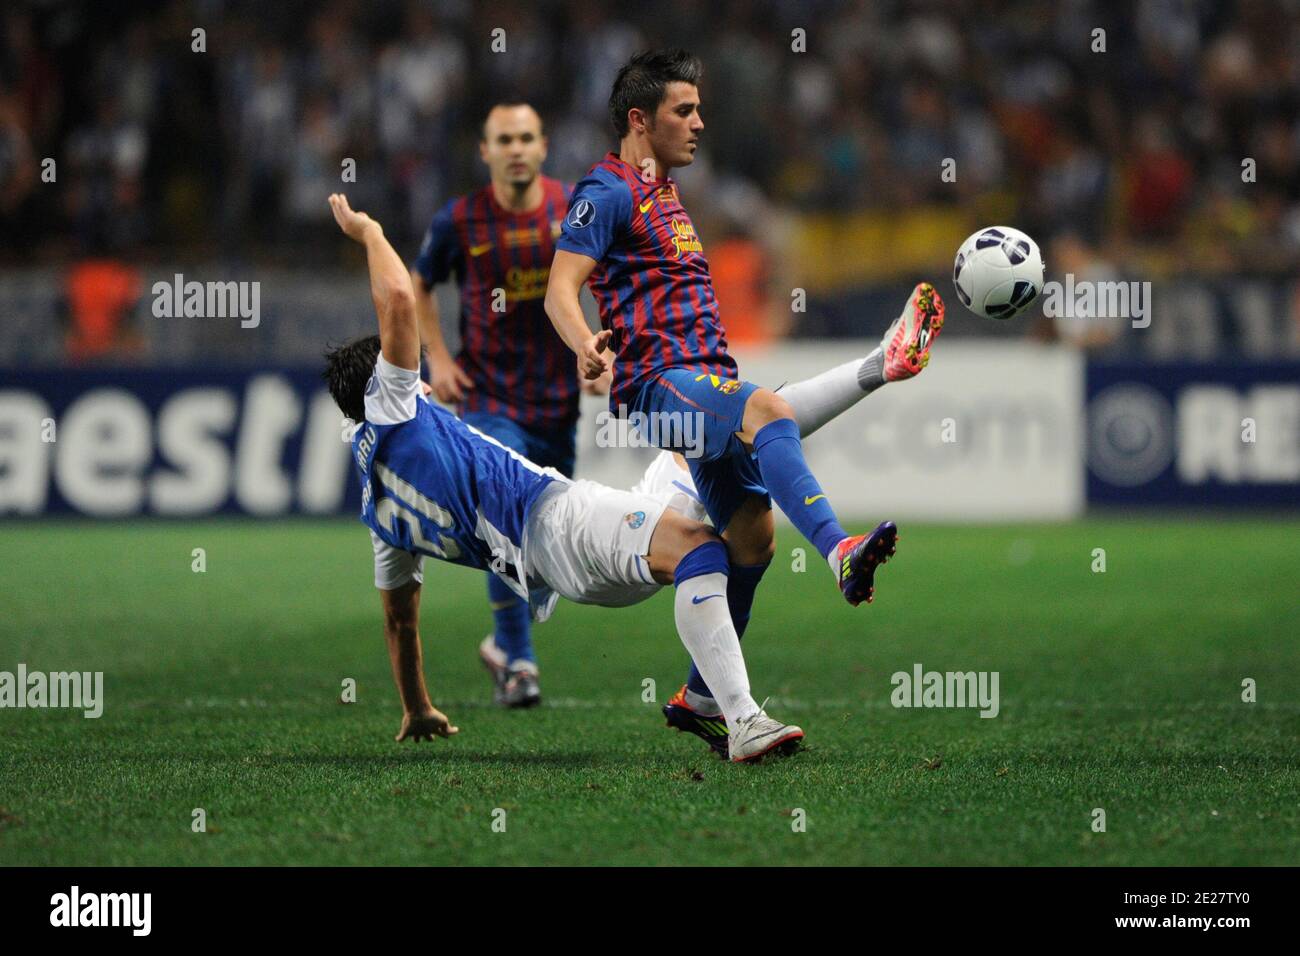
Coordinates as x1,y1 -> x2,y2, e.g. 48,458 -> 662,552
354,355 -> 566,604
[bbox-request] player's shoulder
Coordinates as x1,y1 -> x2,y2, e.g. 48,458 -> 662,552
424,194 -> 472,245
568,162 -> 633,221
572,157 -> 632,196
433,191 -> 471,222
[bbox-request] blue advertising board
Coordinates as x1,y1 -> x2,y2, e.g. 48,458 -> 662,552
5,358 -> 1297,517
1086,360 -> 1300,507
0,367 -> 362,517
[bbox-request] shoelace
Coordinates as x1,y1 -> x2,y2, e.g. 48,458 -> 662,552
735,697 -> 772,732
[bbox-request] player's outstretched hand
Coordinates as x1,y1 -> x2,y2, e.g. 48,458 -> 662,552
328,193 -> 380,243
579,329 -> 613,380
395,706 -> 459,742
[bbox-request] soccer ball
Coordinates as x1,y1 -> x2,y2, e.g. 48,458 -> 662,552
952,226 -> 1044,320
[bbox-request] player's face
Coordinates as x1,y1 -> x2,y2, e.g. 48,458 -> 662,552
480,106 -> 547,188
647,83 -> 703,171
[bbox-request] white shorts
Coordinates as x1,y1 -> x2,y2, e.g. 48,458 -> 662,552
629,451 -> 711,526
524,479 -> 668,608
371,529 -> 423,590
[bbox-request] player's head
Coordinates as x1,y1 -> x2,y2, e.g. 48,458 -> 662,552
323,334 -> 381,424
609,49 -> 703,172
480,102 -> 547,189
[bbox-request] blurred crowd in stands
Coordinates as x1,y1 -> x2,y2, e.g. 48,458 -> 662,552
1,0 -> 1297,358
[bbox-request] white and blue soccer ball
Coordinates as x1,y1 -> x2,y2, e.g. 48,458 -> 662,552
952,226 -> 1044,320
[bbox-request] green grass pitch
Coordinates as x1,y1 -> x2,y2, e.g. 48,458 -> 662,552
1,518 -> 1296,866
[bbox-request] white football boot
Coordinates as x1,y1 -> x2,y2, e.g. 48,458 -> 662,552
728,708 -> 804,762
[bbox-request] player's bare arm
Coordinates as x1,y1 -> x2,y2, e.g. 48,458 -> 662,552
412,269 -> 473,403
380,582 -> 459,742
544,248 -> 612,379
328,193 -> 419,371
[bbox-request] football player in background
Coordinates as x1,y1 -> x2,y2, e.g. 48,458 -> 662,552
325,192 -> 805,762
412,102 -> 581,708
546,51 -> 944,746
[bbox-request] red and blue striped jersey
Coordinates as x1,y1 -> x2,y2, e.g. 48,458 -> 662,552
556,153 -> 736,408
414,175 -> 579,428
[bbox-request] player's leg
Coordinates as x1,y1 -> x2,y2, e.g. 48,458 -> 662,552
644,507 -> 802,762
461,411 -> 542,706
526,479 -> 802,760
736,281 -> 946,607
777,281 -> 946,438
670,491 -> 771,714
628,281 -> 947,530
627,372 -> 782,735
658,455 -> 777,745
728,282 -> 951,582
750,279 -> 945,601
738,387 -> 900,606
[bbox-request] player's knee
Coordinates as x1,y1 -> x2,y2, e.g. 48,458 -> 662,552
647,512 -> 723,585
668,524 -> 729,588
746,389 -> 795,428
676,521 -> 721,560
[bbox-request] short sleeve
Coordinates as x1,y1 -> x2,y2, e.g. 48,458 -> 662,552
371,529 -> 424,590
557,176 -> 631,263
413,201 -> 462,286
364,354 -> 421,425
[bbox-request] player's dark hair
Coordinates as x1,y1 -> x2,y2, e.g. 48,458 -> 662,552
481,100 -> 544,140
609,49 -> 702,138
323,334 -> 382,424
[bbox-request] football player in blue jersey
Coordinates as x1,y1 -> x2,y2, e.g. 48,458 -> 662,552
323,192 -> 805,762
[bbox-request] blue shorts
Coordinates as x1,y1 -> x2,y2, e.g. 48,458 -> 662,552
461,412 -> 577,478
628,368 -> 769,532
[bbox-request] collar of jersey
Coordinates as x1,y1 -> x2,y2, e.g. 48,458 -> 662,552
481,177 -> 555,221
605,151 -> 673,188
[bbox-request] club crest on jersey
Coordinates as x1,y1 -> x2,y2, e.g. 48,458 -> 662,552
624,511 -> 646,529
694,372 -> 741,395
504,226 -> 541,248
567,199 -> 596,229
670,217 -> 703,258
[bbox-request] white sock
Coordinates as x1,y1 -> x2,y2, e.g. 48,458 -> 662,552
777,348 -> 886,439
683,687 -> 720,715
673,572 -> 759,727
827,540 -> 847,575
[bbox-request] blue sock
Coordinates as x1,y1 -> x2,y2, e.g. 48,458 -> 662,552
488,573 -> 533,665
685,560 -> 768,699
753,417 -> 846,560
672,538 -> 731,587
